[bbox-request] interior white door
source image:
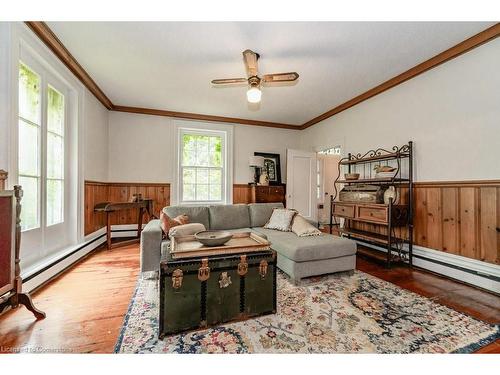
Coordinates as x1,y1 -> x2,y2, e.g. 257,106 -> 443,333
286,149 -> 317,222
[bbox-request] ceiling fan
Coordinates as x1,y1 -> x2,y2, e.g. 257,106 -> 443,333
211,49 -> 299,103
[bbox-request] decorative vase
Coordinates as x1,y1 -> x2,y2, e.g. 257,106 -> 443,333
384,186 -> 397,204
259,171 -> 269,186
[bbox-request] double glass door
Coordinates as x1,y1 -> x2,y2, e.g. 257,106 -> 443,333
18,51 -> 71,266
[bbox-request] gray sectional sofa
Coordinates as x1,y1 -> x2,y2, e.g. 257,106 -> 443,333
140,203 -> 357,284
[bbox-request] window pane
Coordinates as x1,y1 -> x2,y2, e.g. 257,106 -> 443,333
180,131 -> 225,203
196,151 -> 209,166
47,133 -> 64,179
19,63 -> 41,124
18,120 -> 39,176
209,169 -> 222,185
19,176 -> 39,231
196,168 -> 209,184
209,184 -> 222,201
182,148 -> 196,166
209,136 -> 222,167
183,184 -> 195,201
182,168 -> 195,184
197,136 -> 209,152
183,134 -> 196,151
46,179 -> 63,226
47,86 -> 64,135
196,184 -> 209,201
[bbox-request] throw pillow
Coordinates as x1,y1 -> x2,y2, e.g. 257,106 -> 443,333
160,211 -> 190,237
291,215 -> 322,237
168,223 -> 206,238
264,208 -> 297,232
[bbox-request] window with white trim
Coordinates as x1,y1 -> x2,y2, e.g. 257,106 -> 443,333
179,129 -> 226,204
18,61 -> 66,231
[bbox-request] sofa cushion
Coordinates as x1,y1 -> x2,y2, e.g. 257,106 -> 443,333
208,204 -> 250,230
291,215 -> 322,237
252,227 -> 356,262
264,208 -> 297,231
163,206 -> 210,229
248,202 -> 284,227
168,223 -> 206,237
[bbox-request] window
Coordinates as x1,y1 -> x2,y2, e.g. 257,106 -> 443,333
18,62 -> 65,231
46,86 -> 65,226
18,62 -> 41,230
179,129 -> 226,204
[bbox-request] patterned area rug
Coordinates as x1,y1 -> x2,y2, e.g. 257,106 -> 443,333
115,271 -> 499,353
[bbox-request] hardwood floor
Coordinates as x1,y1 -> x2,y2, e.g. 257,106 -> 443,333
0,244 -> 139,353
0,244 -> 498,353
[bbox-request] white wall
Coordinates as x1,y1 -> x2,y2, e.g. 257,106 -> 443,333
107,111 -> 300,184
83,89 -> 109,181
300,37 -> 500,182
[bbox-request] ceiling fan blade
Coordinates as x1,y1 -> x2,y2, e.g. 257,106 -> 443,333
262,72 -> 299,83
242,49 -> 259,77
211,78 -> 248,85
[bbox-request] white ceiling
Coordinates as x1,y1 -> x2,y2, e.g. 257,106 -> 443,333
47,22 -> 494,126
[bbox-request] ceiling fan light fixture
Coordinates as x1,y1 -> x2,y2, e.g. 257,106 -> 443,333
247,86 -> 261,103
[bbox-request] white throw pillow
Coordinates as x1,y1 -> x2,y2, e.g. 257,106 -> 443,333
168,223 -> 206,238
264,208 -> 297,232
292,215 -> 322,237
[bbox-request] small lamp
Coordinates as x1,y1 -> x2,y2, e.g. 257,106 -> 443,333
249,156 -> 265,184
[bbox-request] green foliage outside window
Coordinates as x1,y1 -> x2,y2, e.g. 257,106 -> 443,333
182,133 -> 223,201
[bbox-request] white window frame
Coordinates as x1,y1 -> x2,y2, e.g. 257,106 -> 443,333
4,23 -> 85,271
173,120 -> 233,206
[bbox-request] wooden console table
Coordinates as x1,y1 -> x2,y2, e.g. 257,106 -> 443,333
94,199 -> 155,250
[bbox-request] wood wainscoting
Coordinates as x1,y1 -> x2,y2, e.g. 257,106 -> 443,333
84,181 -> 170,235
85,182 -> 253,235
85,180 -> 499,265
350,180 -> 500,265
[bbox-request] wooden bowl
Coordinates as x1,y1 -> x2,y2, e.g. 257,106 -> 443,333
195,231 -> 233,247
344,173 -> 360,181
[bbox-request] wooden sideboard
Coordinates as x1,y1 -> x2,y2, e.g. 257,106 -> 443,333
250,185 -> 286,206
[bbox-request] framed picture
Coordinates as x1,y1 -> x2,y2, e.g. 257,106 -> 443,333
254,152 -> 282,185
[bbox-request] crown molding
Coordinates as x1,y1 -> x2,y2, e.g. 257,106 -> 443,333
25,21 -> 114,110
111,105 -> 299,129
25,21 -> 500,131
24,21 -> 299,130
300,23 -> 500,129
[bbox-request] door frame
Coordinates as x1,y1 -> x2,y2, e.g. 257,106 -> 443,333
286,149 -> 317,223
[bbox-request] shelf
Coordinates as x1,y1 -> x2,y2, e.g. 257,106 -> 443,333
339,228 -> 405,245
336,177 -> 410,184
339,152 -> 410,165
357,247 -> 406,265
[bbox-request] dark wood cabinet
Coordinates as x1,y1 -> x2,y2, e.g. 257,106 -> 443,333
250,185 -> 286,206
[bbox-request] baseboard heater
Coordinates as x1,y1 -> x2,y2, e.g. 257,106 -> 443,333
22,225 -> 144,293
354,238 -> 500,295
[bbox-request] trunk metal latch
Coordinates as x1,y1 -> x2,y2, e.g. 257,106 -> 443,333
259,260 -> 268,279
198,258 -> 210,281
172,269 -> 183,289
218,272 -> 232,288
237,255 -> 248,276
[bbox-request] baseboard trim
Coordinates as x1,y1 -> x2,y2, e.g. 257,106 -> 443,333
21,225 -> 144,293
354,239 -> 500,294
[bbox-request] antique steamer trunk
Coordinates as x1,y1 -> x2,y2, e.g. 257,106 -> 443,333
339,184 -> 387,204
159,250 -> 277,338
